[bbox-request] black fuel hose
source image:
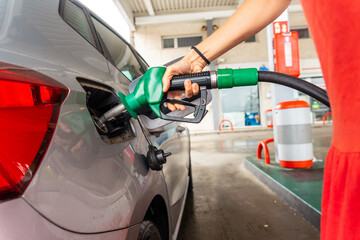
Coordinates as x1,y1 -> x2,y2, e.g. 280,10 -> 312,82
258,71 -> 330,108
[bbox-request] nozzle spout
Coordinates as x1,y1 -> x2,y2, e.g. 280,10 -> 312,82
98,103 -> 127,127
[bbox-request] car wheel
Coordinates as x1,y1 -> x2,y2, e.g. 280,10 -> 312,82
137,220 -> 162,240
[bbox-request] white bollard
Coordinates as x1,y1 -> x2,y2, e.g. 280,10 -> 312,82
275,101 -> 313,168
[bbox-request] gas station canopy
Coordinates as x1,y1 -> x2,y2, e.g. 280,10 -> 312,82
114,0 -> 302,29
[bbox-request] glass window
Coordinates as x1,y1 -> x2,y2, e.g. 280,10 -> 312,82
291,27 -> 310,39
291,77 -> 329,123
177,36 -> 202,47
310,77 -> 330,122
245,35 -> 256,43
0,1 -> 7,26
220,86 -> 260,127
162,36 -> 203,49
163,38 -> 174,48
134,50 -> 149,70
63,0 -> 96,47
91,17 -> 144,81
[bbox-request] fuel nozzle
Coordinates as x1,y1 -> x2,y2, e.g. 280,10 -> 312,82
97,66 -> 259,125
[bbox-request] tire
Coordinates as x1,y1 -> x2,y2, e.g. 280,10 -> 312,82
137,220 -> 162,240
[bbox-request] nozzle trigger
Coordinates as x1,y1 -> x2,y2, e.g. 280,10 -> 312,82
160,89 -> 208,123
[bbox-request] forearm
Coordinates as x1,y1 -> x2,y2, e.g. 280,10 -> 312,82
187,0 -> 291,64
162,0 -> 291,100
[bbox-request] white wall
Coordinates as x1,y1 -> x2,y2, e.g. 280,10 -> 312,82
133,9 -> 322,132
134,20 -> 206,66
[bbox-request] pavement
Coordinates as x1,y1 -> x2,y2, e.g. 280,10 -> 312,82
178,126 -> 332,240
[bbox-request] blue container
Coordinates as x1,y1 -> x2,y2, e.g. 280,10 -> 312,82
245,112 -> 261,126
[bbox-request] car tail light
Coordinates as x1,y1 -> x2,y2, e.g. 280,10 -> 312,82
0,64 -> 68,201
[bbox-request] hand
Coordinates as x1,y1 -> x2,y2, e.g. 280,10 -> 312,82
162,51 -> 207,111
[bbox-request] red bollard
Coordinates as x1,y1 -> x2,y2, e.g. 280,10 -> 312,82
257,138 -> 274,164
219,119 -> 234,132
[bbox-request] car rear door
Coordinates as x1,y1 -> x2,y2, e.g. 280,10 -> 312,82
149,122 -> 189,231
16,0 -> 152,234
88,14 -> 190,232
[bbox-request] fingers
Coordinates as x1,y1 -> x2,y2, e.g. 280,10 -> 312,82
167,91 -> 185,111
162,67 -> 173,92
192,82 -> 199,96
185,80 -> 192,98
162,57 -> 193,92
185,80 -> 199,98
161,57 -> 201,111
174,103 -> 185,111
173,91 -> 185,111
167,81 -> 200,112
167,102 -> 176,112
166,91 -> 176,111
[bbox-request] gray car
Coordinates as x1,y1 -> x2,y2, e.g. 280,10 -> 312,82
0,0 -> 192,239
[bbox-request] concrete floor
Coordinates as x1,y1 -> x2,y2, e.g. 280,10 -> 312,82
178,126 -> 332,240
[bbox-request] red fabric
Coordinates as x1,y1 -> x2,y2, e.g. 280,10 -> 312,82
300,1 -> 360,239
322,147 -> 360,239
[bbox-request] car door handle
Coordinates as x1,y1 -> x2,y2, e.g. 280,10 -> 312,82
176,126 -> 186,133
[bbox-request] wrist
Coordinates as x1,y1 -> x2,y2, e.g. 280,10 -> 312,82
191,46 -> 210,65
184,48 -> 208,70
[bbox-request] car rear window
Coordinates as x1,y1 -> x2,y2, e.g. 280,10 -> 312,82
91,16 -> 145,81
0,1 -> 7,25
62,0 -> 96,47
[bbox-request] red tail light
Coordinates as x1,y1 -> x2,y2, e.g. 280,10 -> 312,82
0,64 -> 68,200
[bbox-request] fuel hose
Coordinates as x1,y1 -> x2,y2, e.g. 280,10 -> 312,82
257,71 -> 330,108
169,70 -> 330,108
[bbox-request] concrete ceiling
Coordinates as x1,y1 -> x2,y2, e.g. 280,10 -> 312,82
113,0 -> 302,30
130,0 -> 241,16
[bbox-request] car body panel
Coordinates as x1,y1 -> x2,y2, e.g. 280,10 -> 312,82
0,198 -> 142,240
150,123 -> 189,232
0,0 -> 190,238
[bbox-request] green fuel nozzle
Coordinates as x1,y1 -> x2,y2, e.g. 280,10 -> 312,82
97,66 -> 258,127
